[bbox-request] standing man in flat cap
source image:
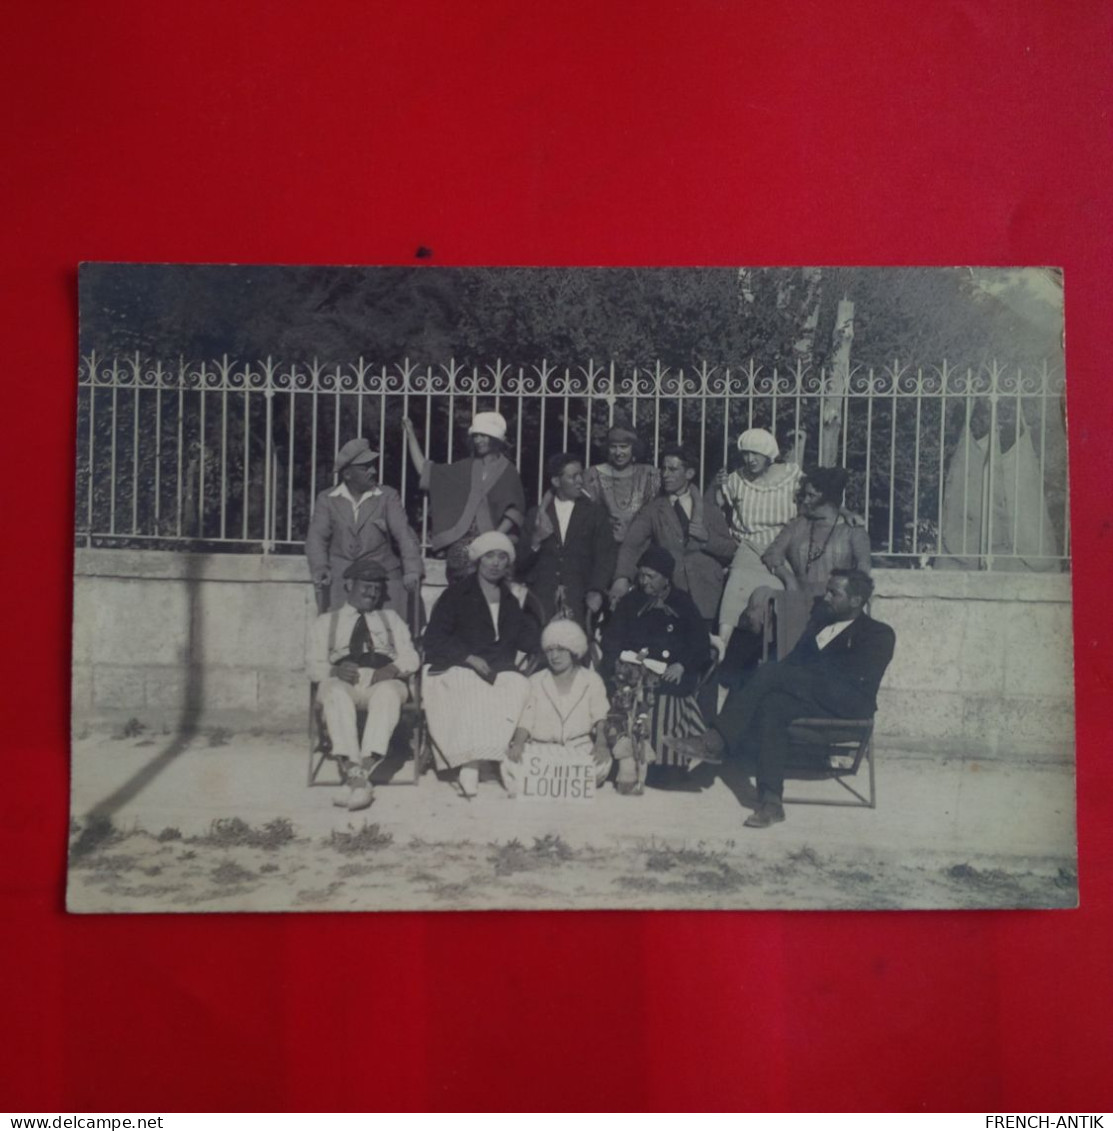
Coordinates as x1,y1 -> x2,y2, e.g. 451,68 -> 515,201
402,410 -> 525,579
306,556 -> 420,811
306,437 -> 423,615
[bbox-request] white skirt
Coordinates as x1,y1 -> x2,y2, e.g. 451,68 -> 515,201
424,667 -> 531,769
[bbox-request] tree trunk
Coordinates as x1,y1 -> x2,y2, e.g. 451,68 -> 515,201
820,298 -> 854,466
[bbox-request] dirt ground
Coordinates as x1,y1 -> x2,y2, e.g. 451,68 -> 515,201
66,728 -> 1079,913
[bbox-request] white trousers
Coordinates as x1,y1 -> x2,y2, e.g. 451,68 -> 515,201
317,676 -> 408,762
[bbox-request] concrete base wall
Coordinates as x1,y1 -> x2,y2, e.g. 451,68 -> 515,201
71,550 -> 1076,758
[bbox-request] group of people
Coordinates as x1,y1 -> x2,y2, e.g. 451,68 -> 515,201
305,410 -> 894,829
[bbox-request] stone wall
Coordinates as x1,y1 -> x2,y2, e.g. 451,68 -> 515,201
71,549 -> 1076,758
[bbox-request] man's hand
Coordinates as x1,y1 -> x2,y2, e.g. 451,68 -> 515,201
712,467 -> 728,489
402,572 -> 421,593
661,662 -> 685,685
585,590 -> 604,614
506,738 -> 525,764
609,576 -> 632,604
532,492 -> 555,544
402,417 -> 417,437
334,660 -> 360,685
314,568 -> 331,587
370,663 -> 400,685
465,654 -> 493,679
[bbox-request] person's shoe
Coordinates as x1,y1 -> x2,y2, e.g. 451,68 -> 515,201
346,781 -> 375,811
743,800 -> 786,829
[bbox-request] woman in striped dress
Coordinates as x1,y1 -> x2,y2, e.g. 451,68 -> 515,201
713,428 -> 806,645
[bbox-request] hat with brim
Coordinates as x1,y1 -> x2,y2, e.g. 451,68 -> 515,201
343,555 -> 389,582
541,619 -> 590,659
469,412 -> 508,442
334,437 -> 379,474
467,531 -> 516,562
737,428 -> 779,460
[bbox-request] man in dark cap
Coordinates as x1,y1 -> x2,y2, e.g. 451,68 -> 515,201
306,556 -> 420,810
305,437 -> 423,615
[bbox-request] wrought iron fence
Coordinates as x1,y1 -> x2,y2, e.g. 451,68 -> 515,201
75,353 -> 1070,570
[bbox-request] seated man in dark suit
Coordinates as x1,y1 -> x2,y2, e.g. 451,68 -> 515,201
668,568 -> 895,828
518,452 -> 615,626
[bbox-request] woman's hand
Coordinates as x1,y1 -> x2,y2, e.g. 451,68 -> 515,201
609,576 -> 632,604
465,654 -> 493,679
662,662 -> 685,684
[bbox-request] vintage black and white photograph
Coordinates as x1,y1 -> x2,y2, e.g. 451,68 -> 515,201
68,264 -> 1075,912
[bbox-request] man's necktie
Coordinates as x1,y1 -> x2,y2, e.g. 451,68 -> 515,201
673,498 -> 691,542
348,613 -> 371,661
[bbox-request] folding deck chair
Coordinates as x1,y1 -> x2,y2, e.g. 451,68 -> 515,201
308,582 -> 424,788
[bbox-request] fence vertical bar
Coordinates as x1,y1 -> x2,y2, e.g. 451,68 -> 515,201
887,363 -> 898,556
131,355 -> 141,535
86,358 -> 96,542
863,370 -> 874,535
154,370 -> 162,536
198,364 -> 207,537
912,367 -> 923,556
936,361 -> 948,557
984,364 -> 1000,569
286,371 -> 295,545
220,358 -> 229,540
960,376 -> 975,559
1038,362 -> 1050,558
176,365 -> 185,538
309,366 -> 319,514
263,364 -> 274,553
109,359 -> 119,535
242,365 -> 251,541
1012,368 -> 1024,558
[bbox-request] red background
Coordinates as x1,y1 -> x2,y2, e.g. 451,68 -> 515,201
3,0 -> 1111,1112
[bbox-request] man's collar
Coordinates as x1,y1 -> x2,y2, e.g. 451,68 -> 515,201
330,482 -> 381,504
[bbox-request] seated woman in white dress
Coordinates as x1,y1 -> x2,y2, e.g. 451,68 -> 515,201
422,531 -> 541,799
505,620 -> 613,795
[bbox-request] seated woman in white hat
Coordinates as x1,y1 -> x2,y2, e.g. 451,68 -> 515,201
421,531 -> 541,799
504,619 -> 613,796
402,410 -> 526,579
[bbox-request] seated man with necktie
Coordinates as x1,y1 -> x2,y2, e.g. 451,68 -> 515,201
306,556 -> 420,811
667,569 -> 895,828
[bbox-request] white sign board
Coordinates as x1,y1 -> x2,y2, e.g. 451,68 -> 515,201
519,750 -> 596,802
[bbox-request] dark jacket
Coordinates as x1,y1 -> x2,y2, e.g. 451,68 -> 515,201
518,497 -> 616,623
423,574 -> 542,674
600,585 -> 711,697
614,492 -> 737,621
782,611 -> 896,717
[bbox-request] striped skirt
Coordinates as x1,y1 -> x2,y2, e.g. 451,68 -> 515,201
647,692 -> 706,767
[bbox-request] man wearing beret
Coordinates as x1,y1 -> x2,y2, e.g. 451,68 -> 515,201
305,437 -> 423,615
306,556 -> 421,810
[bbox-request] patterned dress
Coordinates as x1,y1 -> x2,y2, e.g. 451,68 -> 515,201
583,463 -> 661,543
